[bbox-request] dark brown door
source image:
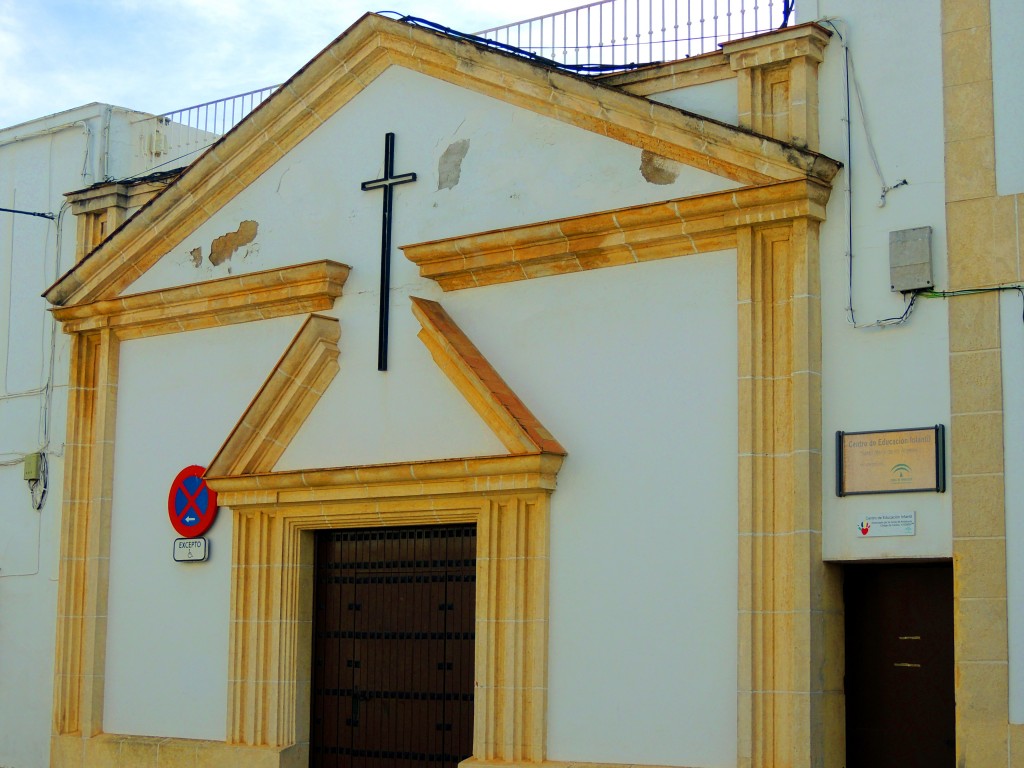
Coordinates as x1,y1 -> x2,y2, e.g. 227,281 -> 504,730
845,563 -> 955,767
311,525 -> 476,768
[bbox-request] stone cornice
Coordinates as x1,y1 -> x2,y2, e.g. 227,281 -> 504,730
722,21 -> 832,69
205,452 -> 565,508
403,178 -> 830,290
50,260 -> 349,338
599,50 -> 735,95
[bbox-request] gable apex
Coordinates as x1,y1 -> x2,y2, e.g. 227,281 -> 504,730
44,13 -> 840,309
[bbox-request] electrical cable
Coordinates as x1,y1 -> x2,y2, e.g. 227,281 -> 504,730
919,285 -> 1024,323
822,18 -> 914,330
2,187 -> 60,401
117,147 -> 203,183
35,202 -> 71,504
387,8 -> 795,69
0,150 -> 69,577
821,19 -> 859,328
21,156 -> 70,512
780,0 -> 795,28
396,14 -> 646,72
873,290 -> 920,327
0,207 -> 55,220
28,451 -> 47,511
0,197 -> 69,516
79,120 -> 93,186
846,50 -> 907,208
1,215 -> 51,402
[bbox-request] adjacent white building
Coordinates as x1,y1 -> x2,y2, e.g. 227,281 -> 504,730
1,103 -> 146,768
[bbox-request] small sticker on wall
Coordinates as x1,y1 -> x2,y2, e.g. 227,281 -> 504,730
857,512 -> 916,538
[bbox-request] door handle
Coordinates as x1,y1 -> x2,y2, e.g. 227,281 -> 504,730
352,686 -> 361,723
351,686 -> 372,722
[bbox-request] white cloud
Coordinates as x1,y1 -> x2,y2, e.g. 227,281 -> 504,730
0,0 -> 582,129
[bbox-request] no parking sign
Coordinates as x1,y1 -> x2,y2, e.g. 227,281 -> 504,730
167,465 -> 218,537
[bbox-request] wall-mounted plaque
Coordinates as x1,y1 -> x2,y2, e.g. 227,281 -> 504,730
836,425 -> 945,496
856,512 -> 916,537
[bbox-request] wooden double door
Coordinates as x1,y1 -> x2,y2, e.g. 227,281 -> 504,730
311,524 -> 476,768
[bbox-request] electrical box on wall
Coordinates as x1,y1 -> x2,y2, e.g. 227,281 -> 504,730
23,452 -> 41,481
890,226 -> 934,292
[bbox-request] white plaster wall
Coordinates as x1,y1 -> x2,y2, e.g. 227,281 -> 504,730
0,105 -> 129,768
125,66 -> 739,296
815,4 -> 953,560
275,286 -> 508,470
109,249 -> 740,763
1002,292 -> 1024,722
648,78 -> 740,126
444,251 -> 739,767
103,317 -> 303,740
991,0 -> 1024,196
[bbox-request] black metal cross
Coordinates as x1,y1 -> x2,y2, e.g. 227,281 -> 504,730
361,132 -> 417,371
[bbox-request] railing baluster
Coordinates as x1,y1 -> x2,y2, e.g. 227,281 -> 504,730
713,0 -> 718,50
575,9 -> 581,65
684,0 -> 691,56
648,0 -> 654,63
626,0 -> 634,65
661,0 -> 666,60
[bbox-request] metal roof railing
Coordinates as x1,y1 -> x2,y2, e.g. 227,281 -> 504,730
130,85 -> 280,174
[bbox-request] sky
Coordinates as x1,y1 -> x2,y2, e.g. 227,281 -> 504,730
0,0 -> 582,129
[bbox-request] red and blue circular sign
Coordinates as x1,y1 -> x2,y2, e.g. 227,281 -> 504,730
168,465 -> 218,537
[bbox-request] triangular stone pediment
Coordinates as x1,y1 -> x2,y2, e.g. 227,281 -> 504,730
206,314 -> 343,477
44,13 -> 839,310
206,298 -> 563,481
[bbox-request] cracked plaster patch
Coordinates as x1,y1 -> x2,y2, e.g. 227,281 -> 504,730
438,140 -> 471,191
209,220 -> 259,266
